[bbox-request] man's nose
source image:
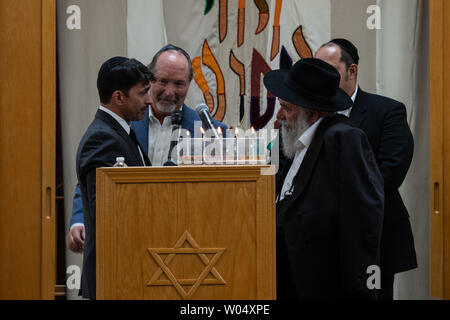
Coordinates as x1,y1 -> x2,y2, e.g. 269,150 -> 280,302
163,83 -> 176,97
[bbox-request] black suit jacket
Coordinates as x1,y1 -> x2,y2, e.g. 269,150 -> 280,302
76,109 -> 150,299
351,88 -> 417,274
276,115 -> 384,299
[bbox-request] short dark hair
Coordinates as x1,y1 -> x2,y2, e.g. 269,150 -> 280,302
148,44 -> 194,81
97,57 -> 153,104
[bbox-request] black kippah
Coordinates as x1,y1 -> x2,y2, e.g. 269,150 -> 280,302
330,38 -> 359,65
98,56 -> 129,76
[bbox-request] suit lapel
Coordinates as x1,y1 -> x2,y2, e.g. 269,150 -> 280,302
276,158 -> 293,197
288,118 -> 328,202
132,133 -> 151,166
95,109 -> 145,166
276,118 -> 327,213
130,108 -> 150,156
139,143 -> 151,166
181,104 -> 197,134
276,116 -> 347,213
349,87 -> 367,127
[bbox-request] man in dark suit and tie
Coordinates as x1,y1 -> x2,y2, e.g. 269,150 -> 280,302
67,45 -> 227,254
264,58 -> 384,299
315,39 -> 417,300
76,56 -> 152,299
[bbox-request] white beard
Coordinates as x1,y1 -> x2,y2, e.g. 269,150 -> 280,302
155,101 -> 177,114
280,110 -> 311,159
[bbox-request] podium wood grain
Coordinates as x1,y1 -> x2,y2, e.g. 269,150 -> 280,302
96,166 -> 276,300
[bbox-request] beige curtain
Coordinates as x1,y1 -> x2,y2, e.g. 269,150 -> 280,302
58,0 -> 128,300
331,0 -> 430,299
127,0 -> 167,65
330,0 -> 377,93
377,0 -> 430,300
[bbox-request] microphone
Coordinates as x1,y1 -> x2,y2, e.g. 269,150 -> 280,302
195,103 -> 220,139
171,109 -> 184,129
163,109 -> 184,166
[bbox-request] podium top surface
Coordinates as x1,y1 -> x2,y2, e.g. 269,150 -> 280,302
96,165 -> 276,183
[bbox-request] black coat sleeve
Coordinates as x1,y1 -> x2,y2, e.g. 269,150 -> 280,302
85,169 -> 97,223
338,128 -> 384,297
376,102 -> 414,191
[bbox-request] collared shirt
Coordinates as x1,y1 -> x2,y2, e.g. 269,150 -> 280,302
147,107 -> 175,166
338,85 -> 358,118
278,117 -> 324,202
99,106 -> 146,165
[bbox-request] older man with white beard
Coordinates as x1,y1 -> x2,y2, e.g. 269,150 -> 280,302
264,58 -> 384,300
144,44 -> 227,165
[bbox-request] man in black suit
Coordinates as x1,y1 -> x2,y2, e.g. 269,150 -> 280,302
315,39 -> 417,300
264,58 -> 384,299
67,45 -> 228,254
76,57 -> 152,299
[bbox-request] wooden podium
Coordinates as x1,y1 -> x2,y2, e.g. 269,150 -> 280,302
96,165 -> 276,300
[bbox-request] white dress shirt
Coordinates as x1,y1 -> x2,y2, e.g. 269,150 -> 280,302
278,117 -> 324,202
338,85 -> 358,117
147,107 -> 174,166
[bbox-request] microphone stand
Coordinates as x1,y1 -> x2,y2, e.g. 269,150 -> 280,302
164,110 -> 184,166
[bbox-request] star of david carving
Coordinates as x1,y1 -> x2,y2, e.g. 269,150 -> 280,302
147,230 -> 226,299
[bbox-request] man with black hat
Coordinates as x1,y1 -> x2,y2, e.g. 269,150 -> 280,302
264,58 -> 384,299
315,39 -> 417,300
76,56 -> 152,299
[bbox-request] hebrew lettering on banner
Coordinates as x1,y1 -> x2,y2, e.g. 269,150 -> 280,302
134,0 -> 331,131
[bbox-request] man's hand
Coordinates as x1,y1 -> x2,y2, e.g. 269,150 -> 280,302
66,225 -> 85,253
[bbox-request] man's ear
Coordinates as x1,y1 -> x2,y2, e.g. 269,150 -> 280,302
307,110 -> 320,125
111,90 -> 125,105
349,64 -> 358,81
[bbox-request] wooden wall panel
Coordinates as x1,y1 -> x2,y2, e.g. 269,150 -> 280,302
444,0 -> 450,300
41,0 -> 56,300
0,0 -> 55,299
430,0 -> 450,300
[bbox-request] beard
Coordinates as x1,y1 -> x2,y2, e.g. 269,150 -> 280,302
280,110 -> 311,159
155,101 -> 177,114
155,97 -> 178,114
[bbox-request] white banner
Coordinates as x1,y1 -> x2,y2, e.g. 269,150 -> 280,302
127,0 -> 167,65
128,0 -> 330,130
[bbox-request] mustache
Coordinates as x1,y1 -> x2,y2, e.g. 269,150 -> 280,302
278,120 -> 293,131
157,95 -> 178,104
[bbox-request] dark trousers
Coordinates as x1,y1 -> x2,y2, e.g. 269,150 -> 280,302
276,232 -> 298,300
378,274 -> 394,300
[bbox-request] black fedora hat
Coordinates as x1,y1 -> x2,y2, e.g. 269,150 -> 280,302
263,58 -> 352,112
